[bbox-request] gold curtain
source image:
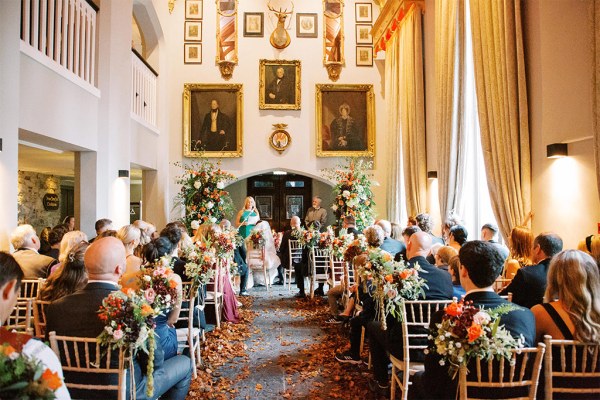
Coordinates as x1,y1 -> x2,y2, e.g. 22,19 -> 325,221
469,0 -> 531,239
385,30 -> 405,224
435,0 -> 466,224
399,5 -> 427,217
595,0 -> 600,202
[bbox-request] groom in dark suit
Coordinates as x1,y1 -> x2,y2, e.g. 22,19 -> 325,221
46,237 -> 191,400
410,241 -> 536,399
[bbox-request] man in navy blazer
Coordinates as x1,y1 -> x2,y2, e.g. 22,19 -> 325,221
500,232 -> 563,309
411,241 -> 536,399
366,231 -> 454,393
46,237 -> 191,400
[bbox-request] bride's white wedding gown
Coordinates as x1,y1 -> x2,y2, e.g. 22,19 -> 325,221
245,221 -> 280,287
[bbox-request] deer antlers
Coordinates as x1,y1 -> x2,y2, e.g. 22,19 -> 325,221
267,1 -> 294,16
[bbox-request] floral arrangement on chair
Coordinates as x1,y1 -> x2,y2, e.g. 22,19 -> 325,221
342,234 -> 368,263
331,234 -> 353,259
426,299 -> 524,377
299,228 -> 320,249
213,231 -> 236,260
0,343 -> 63,399
183,243 -> 217,290
318,227 -> 335,250
97,289 -> 157,397
137,257 -> 180,313
272,230 -> 282,250
322,158 -> 376,231
249,228 -> 266,249
174,160 -> 236,231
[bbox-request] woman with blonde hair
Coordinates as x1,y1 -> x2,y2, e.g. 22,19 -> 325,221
504,226 -> 533,279
48,230 -> 88,275
39,241 -> 89,302
133,219 -> 157,258
117,224 -> 142,273
236,196 -> 260,239
532,249 -> 600,343
577,234 -> 600,267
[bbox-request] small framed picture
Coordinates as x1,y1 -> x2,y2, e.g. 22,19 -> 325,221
355,24 -> 372,44
184,43 -> 202,64
269,128 -> 291,154
184,21 -> 202,42
244,12 -> 264,37
185,0 -> 203,20
355,2 -> 372,23
356,46 -> 373,67
296,13 -> 318,38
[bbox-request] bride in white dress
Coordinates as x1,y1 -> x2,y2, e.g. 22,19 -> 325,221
245,220 -> 281,287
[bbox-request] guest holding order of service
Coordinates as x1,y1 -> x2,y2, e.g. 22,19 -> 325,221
236,196 -> 260,239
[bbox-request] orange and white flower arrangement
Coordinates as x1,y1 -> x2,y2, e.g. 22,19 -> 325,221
426,300 -> 524,377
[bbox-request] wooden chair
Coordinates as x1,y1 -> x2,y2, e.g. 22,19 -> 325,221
204,262 -> 224,328
6,299 -> 32,332
458,343 -> 546,400
286,239 -> 303,292
20,278 -> 46,299
49,331 -> 127,400
32,299 -> 51,338
494,277 -> 512,292
330,255 -> 346,288
390,299 -> 453,400
247,242 -> 270,293
308,247 -> 330,299
176,282 -> 203,378
543,335 -> 600,399
499,292 -> 513,302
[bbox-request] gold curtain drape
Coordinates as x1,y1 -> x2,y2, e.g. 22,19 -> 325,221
469,0 -> 531,240
435,0 -> 466,224
385,30 -> 405,224
595,0 -> 600,202
399,5 -> 427,217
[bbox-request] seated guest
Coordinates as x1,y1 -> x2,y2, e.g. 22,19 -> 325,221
46,237 -> 191,399
335,226 -> 388,364
366,231 -> 454,393
390,222 -> 402,240
447,224 -> 468,251
49,230 -> 88,276
411,241 -> 536,399
441,212 -> 462,245
481,223 -> 509,260
63,216 -> 76,232
377,219 -> 405,258
416,213 -> 444,245
38,242 -> 89,302
89,218 -> 112,243
133,219 -> 157,259
11,224 -> 56,278
447,255 -> 466,299
394,225 -> 421,262
221,219 -> 250,296
434,245 -> 458,272
500,232 -> 563,309
427,242 -> 443,264
504,225 -> 533,279
532,249 -> 600,343
117,224 -> 143,274
46,224 -> 69,260
577,234 -> 600,267
39,226 -> 53,256
0,252 -> 71,400
342,215 -> 360,237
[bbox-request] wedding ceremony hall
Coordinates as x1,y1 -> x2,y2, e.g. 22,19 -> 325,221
1,0 -> 600,399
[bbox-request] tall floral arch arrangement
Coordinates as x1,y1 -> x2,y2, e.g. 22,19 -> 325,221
323,158 -> 376,231
174,160 -> 236,231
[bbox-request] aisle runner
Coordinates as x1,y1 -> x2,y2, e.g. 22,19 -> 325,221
186,289 -> 379,400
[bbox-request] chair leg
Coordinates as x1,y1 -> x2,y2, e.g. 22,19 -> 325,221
189,336 -> 197,379
391,364 -> 397,400
215,302 -> 221,329
360,327 -> 365,354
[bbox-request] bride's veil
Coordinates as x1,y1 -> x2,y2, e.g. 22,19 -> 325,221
258,221 -> 275,252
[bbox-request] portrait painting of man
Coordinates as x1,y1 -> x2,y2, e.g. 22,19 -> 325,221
259,60 -> 301,110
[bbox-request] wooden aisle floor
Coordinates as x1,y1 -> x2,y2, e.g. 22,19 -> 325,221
186,284 -> 382,400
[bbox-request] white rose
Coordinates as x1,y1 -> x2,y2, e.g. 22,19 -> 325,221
165,294 -> 171,301
342,190 -> 351,198
190,220 -> 200,230
144,275 -> 151,281
331,205 -> 338,211
210,217 -> 217,223
473,311 -> 491,325
193,181 -> 201,189
206,201 -> 214,209
217,181 -> 225,189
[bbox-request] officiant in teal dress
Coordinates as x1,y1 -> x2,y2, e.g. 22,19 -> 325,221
235,196 -> 260,238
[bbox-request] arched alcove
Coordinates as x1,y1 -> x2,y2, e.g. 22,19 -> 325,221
132,0 -> 163,69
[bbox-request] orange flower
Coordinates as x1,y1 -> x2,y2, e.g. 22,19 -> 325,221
168,279 -> 178,289
141,303 -> 154,317
2,345 -> 16,356
383,253 -> 392,262
467,323 -> 483,342
445,302 -> 463,317
399,270 -> 411,280
41,369 -> 62,391
384,274 -> 394,283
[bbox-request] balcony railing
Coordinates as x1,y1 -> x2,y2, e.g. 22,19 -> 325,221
131,49 -> 158,129
21,0 -> 98,88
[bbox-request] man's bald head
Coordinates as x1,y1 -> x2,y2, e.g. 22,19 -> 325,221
84,237 -> 126,281
407,231 -> 433,259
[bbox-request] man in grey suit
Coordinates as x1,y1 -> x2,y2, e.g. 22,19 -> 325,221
10,224 -> 56,278
46,237 -> 191,400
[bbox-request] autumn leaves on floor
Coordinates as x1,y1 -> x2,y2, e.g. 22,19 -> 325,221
186,285 -> 381,400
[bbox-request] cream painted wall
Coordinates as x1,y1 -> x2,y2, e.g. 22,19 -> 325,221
154,0 -> 389,223
525,0 -> 600,249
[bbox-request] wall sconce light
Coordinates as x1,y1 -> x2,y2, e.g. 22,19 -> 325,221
546,143 -> 568,158
118,170 -> 130,178
0,138 -> 2,152
427,171 -> 438,179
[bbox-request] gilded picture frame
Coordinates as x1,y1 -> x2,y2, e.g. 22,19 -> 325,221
316,84 -> 375,157
183,83 -> 243,158
269,128 -> 291,153
259,59 -> 301,110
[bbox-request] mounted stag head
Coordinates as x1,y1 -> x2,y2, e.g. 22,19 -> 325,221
268,1 -> 294,49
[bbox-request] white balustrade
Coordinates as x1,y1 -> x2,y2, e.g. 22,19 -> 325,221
21,0 -> 97,87
131,51 -> 158,129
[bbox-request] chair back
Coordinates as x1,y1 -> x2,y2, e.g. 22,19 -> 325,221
33,299 -> 51,338
310,247 -> 330,282
401,300 -> 453,356
543,335 -> 600,400
20,278 -> 46,299
48,331 -> 126,400
6,299 -> 32,332
458,343 -> 546,400
177,281 -> 202,378
288,239 -> 303,267
330,255 -> 346,287
493,277 -> 512,292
